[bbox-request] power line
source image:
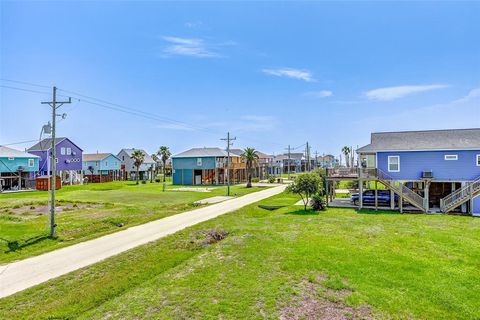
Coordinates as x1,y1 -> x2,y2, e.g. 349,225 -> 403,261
1,79 -> 287,149
0,139 -> 39,146
0,78 -> 51,89
0,85 -> 50,95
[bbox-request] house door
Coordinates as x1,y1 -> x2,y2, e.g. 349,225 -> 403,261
194,170 -> 202,185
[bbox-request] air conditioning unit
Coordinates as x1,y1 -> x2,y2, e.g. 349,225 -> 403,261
422,171 -> 433,179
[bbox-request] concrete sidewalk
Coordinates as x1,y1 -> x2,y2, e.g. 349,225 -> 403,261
0,185 -> 286,298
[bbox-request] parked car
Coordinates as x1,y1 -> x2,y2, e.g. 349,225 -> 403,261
351,190 -> 398,206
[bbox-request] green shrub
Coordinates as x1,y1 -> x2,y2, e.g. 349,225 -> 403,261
141,180 -> 147,184
268,176 -> 276,183
311,194 -> 326,211
251,178 -> 260,183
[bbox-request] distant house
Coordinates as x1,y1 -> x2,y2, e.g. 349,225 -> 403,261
28,137 -> 83,185
172,147 -> 245,185
317,154 -> 338,168
0,146 -> 39,190
327,128 -> 480,215
117,148 -> 156,181
272,152 -> 304,174
82,153 -> 122,183
230,148 -> 273,180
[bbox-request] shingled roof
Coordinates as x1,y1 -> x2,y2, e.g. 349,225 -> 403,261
0,146 -> 39,158
83,153 -> 119,162
357,128 -> 480,152
173,147 -> 238,158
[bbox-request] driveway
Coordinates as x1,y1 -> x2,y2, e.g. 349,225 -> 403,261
0,185 -> 286,298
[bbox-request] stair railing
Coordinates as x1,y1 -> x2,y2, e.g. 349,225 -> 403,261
376,168 -> 426,211
440,176 -> 480,213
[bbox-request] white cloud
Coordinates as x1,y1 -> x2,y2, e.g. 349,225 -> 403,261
262,68 -> 315,82
452,87 -> 480,104
162,36 -> 219,58
304,90 -> 333,98
185,21 -> 203,28
365,84 -> 449,101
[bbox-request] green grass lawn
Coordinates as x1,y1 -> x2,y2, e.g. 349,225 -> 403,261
0,181 -> 267,263
2,192 -> 479,319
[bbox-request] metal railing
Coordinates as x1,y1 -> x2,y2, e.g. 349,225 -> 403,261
440,177 -> 480,213
377,169 -> 426,211
326,167 -> 360,178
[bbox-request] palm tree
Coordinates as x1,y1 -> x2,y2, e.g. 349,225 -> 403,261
157,146 -> 171,192
342,146 -> 351,168
130,150 -> 145,184
151,153 -> 160,177
242,147 -> 259,188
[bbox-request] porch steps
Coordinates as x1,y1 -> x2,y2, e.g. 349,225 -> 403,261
440,177 -> 480,213
376,169 -> 427,212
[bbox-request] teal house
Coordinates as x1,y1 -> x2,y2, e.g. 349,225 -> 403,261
82,153 -> 122,182
0,146 -> 39,190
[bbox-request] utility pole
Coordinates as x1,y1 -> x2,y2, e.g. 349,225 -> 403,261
42,86 -> 71,237
285,145 -> 291,180
306,142 -> 310,172
315,150 -> 318,169
221,132 -> 236,196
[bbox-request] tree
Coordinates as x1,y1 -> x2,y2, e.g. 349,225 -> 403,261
286,172 -> 322,211
157,146 -> 171,192
151,153 -> 160,176
342,146 -> 351,167
130,150 -> 145,185
242,147 -> 259,188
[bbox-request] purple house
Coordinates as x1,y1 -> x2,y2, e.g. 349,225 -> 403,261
28,137 -> 83,184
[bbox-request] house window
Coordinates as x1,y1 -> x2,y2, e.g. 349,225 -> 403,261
28,159 -> 34,167
477,154 -> 480,166
61,147 -> 66,155
197,158 -> 202,166
95,161 -> 99,167
66,147 -> 72,155
122,156 -> 125,161
105,161 -> 108,166
444,155 -> 458,161
388,156 -> 400,172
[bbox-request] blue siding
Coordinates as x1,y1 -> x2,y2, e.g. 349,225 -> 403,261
172,157 -> 217,170
377,150 -> 480,181
172,157 -> 217,185
82,154 -> 121,174
172,169 -> 193,185
0,156 -> 39,173
474,196 -> 480,215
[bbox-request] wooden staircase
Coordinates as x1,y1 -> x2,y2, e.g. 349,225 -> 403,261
376,169 -> 427,212
440,177 -> 480,213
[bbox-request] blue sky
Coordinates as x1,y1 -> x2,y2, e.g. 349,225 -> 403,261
1,1 -> 479,157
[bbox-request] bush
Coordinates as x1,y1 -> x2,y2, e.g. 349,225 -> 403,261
286,172 -> 323,211
141,180 -> 147,184
311,194 -> 326,211
155,178 -> 161,183
268,176 -> 276,183
251,178 -> 260,183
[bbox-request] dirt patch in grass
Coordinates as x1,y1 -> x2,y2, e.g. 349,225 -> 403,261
9,203 -> 103,216
280,277 -> 372,320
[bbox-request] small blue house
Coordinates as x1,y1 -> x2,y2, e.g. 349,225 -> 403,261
172,147 -> 241,185
328,128 -> 480,215
82,153 -> 122,182
0,146 -> 39,190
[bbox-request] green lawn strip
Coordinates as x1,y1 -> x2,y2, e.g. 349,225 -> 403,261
1,192 -> 479,319
0,181 -> 269,263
